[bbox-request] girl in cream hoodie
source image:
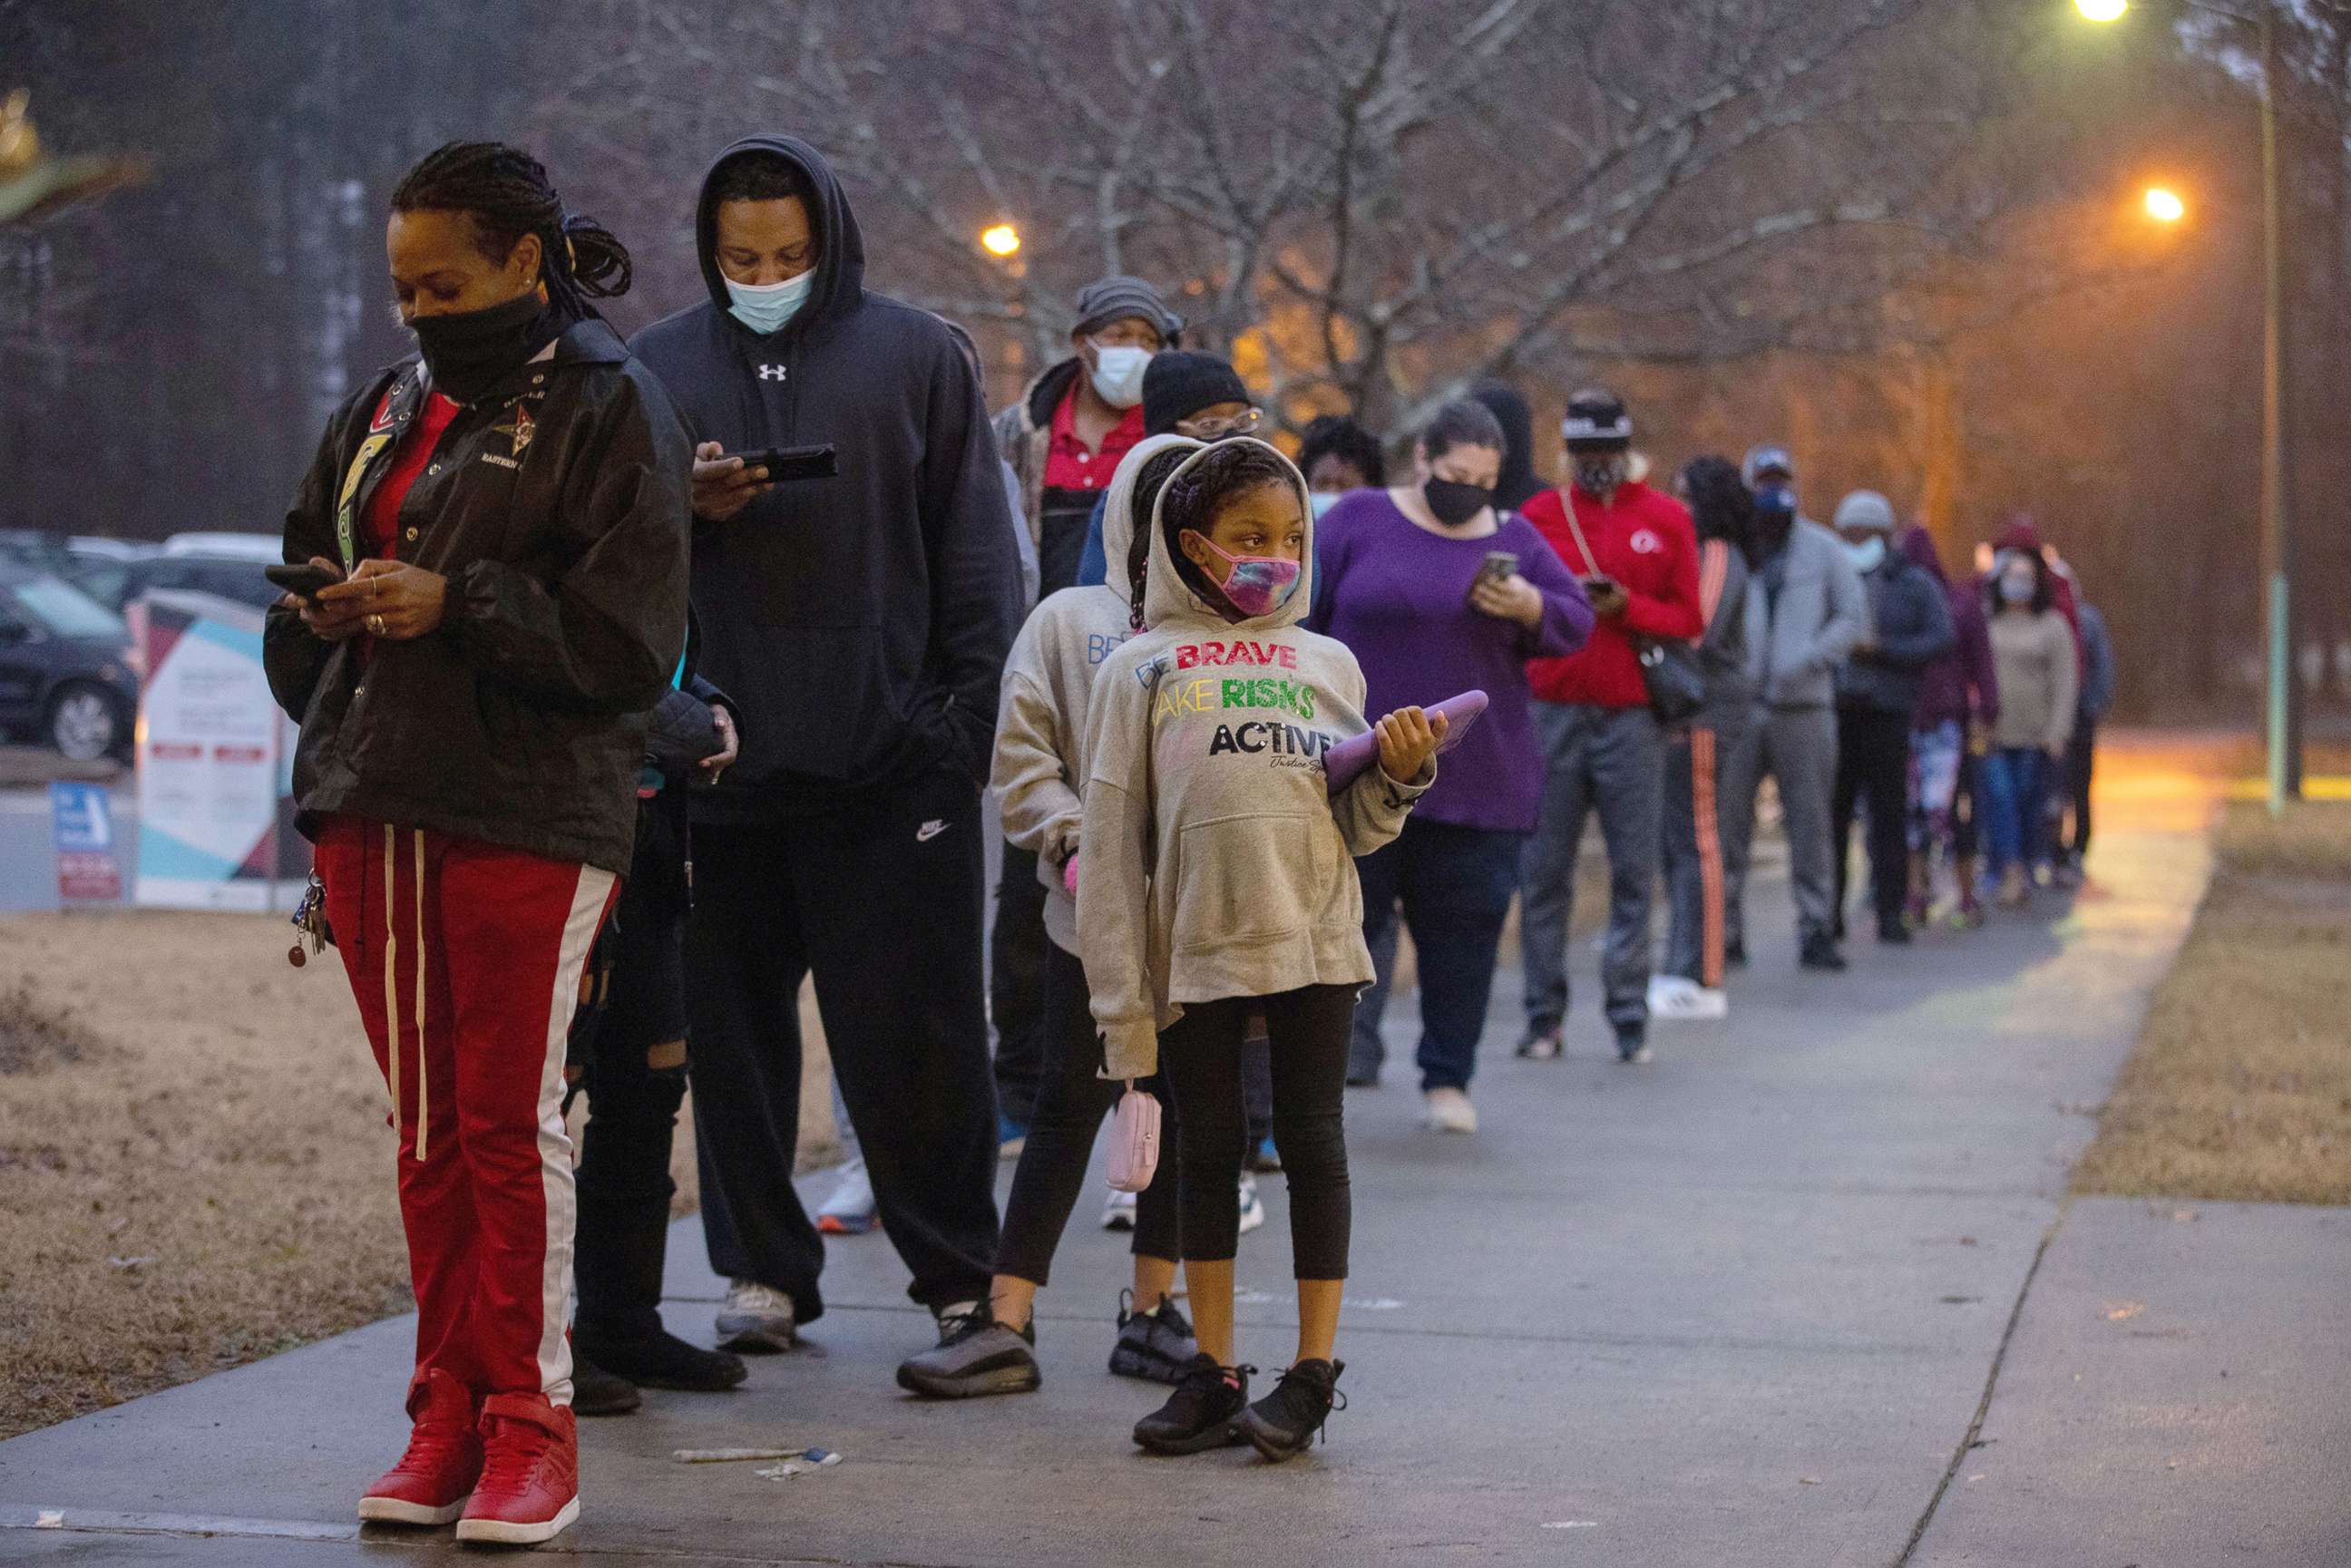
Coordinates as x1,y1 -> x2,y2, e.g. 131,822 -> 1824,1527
896,435 -> 1207,1403
1078,438 -> 1443,1460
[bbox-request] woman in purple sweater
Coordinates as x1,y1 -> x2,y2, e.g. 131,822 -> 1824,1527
1308,398 -> 1592,1133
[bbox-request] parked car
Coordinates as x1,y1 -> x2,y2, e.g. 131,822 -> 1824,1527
0,567 -> 139,761
161,531 -> 281,562
59,538 -> 159,612
122,550 -> 284,611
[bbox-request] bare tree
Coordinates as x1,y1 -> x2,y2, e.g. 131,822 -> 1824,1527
547,0 -> 2058,429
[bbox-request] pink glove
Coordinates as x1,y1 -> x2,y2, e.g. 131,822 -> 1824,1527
1063,856 -> 1078,894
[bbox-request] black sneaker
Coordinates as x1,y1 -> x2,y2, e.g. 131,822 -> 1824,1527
1614,1025 -> 1652,1066
1799,934 -> 1849,972
895,1308 -> 1040,1399
1236,1359 -> 1347,1462
1876,918 -> 1913,946
1515,1028 -> 1562,1060
1132,1354 -> 1251,1454
1724,937 -> 1749,969
570,1353 -> 641,1417
1109,1292 -> 1199,1385
574,1329 -> 748,1394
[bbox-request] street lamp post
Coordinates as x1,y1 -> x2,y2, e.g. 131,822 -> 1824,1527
2256,7 -> 2300,809
2077,0 -> 2299,810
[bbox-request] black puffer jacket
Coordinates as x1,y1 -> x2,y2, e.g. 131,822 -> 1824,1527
266,317 -> 692,874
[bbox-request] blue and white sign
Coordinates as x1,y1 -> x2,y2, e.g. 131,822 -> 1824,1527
49,780 -> 122,901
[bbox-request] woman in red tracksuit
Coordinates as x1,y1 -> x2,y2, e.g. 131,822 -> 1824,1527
264,142 -> 689,1546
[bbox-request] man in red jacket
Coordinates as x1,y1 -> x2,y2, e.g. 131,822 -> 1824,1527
1518,389 -> 1703,1063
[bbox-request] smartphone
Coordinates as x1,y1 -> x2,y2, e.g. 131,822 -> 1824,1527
1579,573 -> 1615,599
730,443 -> 839,483
265,562 -> 340,602
1466,550 -> 1518,604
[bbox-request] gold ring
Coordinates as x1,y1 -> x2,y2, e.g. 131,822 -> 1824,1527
366,614 -> 387,637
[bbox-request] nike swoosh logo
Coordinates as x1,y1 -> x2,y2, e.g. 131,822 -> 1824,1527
916,820 -> 950,843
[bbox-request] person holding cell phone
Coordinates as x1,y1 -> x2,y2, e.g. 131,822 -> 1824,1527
1306,398 -> 1592,1131
628,136 -> 1020,1371
264,141 -> 689,1546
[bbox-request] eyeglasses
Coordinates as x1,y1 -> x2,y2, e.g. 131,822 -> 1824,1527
1181,408 -> 1263,440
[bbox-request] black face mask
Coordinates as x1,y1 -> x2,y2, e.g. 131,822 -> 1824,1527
1423,476 -> 1494,528
410,289 -> 561,404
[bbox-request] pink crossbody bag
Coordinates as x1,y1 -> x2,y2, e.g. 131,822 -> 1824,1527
1104,1083 -> 1161,1193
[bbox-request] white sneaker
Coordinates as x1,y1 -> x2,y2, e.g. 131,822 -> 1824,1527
1423,1086 -> 1478,1135
1646,975 -> 1728,1022
816,1155 -> 876,1235
1237,1174 -> 1265,1235
1101,1187 -> 1138,1231
717,1279 -> 796,1352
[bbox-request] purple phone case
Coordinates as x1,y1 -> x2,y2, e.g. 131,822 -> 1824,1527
1323,690 -> 1488,794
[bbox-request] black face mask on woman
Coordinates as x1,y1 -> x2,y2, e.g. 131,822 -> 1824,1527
1423,476 -> 1494,528
410,289 -> 561,404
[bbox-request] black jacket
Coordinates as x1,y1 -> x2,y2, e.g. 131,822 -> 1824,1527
266,317 -> 692,874
1836,550 -> 1957,717
629,134 -> 1019,817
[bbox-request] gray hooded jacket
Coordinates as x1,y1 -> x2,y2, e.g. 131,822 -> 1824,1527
1743,519 -> 1871,709
993,433 -> 1201,956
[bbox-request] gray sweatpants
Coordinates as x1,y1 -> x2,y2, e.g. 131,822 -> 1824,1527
1718,703 -> 1839,948
1521,702 -> 1661,1036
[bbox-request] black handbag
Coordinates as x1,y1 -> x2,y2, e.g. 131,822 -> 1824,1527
1559,494 -> 1705,724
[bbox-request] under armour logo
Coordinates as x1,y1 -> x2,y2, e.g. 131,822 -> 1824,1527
916,819 -> 950,843
757,364 -> 787,382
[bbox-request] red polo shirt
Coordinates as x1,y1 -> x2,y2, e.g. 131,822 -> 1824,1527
1040,381 -> 1144,492
1523,480 -> 1703,709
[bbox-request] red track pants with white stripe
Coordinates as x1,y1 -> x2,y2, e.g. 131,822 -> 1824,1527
317,816 -> 616,1408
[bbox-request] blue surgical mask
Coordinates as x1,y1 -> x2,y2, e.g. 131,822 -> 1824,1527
1310,491 -> 1343,520
1999,571 -> 2034,606
1842,534 -> 1887,573
726,267 -> 815,335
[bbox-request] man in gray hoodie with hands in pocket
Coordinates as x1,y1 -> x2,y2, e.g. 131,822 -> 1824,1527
1718,446 -> 1869,972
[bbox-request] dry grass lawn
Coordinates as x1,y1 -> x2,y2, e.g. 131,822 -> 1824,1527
0,910 -> 836,1441
2073,801 -> 2351,1204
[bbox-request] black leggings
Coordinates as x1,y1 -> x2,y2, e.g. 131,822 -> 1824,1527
1158,985 -> 1355,1280
995,940 -> 1180,1285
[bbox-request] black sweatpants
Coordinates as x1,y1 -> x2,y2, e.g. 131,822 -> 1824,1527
990,843 -> 1049,1126
574,801 -> 691,1348
1832,705 -> 1914,931
996,940 -> 1179,1284
2063,718 -> 2097,866
686,778 -> 1000,1321
1157,986 -> 1355,1280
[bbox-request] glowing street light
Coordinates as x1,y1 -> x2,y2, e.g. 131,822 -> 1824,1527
2074,0 -> 2127,21
980,222 -> 1020,258
2143,186 -> 2185,222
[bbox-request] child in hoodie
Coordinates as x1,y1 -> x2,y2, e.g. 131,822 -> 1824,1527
1079,439 -> 1444,1461
895,435 -> 1206,1403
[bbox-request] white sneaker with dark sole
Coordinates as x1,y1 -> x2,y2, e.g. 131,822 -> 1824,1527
716,1280 -> 795,1353
1423,1086 -> 1478,1134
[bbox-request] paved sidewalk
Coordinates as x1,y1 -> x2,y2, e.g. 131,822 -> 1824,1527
2,739 -> 2330,1566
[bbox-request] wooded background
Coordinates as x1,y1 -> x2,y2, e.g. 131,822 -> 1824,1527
5,0 -> 2347,719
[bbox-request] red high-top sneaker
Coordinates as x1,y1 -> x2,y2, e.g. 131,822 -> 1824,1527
455,1393 -> 580,1545
357,1368 -> 482,1526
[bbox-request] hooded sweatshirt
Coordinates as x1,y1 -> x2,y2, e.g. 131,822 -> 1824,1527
1077,441 -> 1431,1080
994,434 -> 1201,957
1469,380 -> 1545,512
1899,526 -> 1998,733
629,136 -> 1020,815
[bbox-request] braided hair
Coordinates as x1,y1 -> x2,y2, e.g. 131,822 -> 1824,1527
1127,445 -> 1197,632
1157,440 -> 1302,614
391,141 -> 630,323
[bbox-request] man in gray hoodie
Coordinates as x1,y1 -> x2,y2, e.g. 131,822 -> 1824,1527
1719,448 -> 1869,970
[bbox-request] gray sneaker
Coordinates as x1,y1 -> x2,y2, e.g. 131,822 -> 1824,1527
1108,1292 -> 1198,1385
716,1280 -> 795,1353
896,1309 -> 1039,1398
